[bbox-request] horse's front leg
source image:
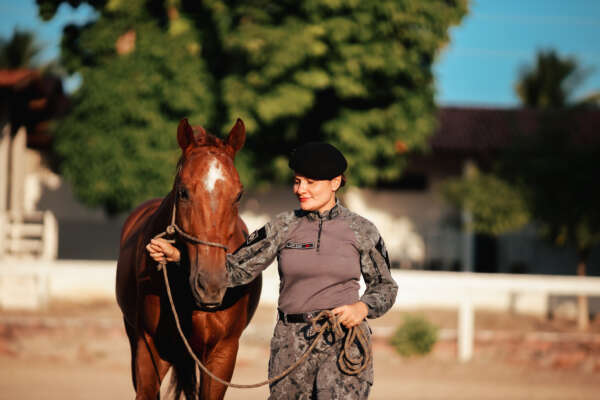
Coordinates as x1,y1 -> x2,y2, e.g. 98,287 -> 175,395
134,331 -> 171,399
199,338 -> 241,400
134,294 -> 171,400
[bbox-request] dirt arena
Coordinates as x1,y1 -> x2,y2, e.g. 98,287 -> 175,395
1,301 -> 599,400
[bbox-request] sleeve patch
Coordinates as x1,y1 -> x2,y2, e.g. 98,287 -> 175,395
375,237 -> 391,269
233,226 -> 267,255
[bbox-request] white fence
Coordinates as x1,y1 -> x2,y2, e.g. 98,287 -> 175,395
1,260 -> 600,362
0,211 -> 59,260
388,270 -> 600,361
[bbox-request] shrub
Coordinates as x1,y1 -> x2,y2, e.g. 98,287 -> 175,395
390,314 -> 439,357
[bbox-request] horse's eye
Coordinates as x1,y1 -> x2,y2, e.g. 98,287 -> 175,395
234,190 -> 243,204
178,187 -> 190,201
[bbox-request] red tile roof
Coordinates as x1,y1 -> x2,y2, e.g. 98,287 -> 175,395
0,69 -> 39,88
432,106 -> 600,152
0,69 -> 68,148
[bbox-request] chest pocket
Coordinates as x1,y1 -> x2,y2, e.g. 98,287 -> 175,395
284,241 -> 315,250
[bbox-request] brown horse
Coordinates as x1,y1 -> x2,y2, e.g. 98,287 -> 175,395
116,118 -> 261,399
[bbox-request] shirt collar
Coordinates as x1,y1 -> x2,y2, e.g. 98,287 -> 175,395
302,199 -> 342,221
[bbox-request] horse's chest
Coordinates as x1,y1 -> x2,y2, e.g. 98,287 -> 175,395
189,313 -> 231,346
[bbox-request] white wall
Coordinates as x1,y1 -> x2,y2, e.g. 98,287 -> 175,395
2,259 -> 600,318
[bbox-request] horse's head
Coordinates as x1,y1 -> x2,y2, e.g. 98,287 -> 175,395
174,118 -> 245,309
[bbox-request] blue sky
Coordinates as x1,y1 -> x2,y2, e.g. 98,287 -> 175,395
435,0 -> 600,106
1,0 -> 599,107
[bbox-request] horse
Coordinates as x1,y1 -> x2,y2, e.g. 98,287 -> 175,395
116,118 -> 262,399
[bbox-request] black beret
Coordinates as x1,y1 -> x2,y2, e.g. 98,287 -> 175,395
288,142 -> 347,180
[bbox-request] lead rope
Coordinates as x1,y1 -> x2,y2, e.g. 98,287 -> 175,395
158,260 -> 371,388
151,202 -> 371,389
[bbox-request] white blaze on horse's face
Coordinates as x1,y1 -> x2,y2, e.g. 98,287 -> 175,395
204,158 -> 225,211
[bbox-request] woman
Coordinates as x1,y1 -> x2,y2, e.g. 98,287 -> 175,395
147,142 -> 398,399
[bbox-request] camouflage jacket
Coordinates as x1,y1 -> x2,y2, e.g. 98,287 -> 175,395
226,201 -> 398,319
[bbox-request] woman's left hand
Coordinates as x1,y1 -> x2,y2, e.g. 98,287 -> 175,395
332,301 -> 369,328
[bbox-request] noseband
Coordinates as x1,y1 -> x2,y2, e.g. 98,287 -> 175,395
153,201 -> 229,252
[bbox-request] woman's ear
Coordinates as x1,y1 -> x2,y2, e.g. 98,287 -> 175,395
331,175 -> 342,191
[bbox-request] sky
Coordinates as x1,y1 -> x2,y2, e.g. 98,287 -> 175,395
434,0 -> 600,106
1,0 -> 599,107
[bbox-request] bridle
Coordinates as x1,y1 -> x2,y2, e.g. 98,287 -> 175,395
153,199 -> 229,252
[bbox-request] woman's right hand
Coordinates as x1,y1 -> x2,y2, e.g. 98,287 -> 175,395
146,238 -> 181,263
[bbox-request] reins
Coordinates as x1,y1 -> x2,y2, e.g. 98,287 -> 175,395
151,203 -> 371,389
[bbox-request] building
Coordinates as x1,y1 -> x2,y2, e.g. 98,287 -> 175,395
0,69 -> 68,260
2,94 -> 599,278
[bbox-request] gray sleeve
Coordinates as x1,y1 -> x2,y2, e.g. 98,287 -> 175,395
358,223 -> 398,319
225,212 -> 293,287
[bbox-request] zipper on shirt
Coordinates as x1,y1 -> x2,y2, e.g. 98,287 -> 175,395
316,218 -> 324,252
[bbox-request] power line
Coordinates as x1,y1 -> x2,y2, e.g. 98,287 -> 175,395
475,13 -> 600,26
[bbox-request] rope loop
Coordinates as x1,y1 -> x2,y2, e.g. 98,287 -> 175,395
309,310 -> 371,376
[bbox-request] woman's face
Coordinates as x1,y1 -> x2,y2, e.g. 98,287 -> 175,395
293,174 -> 341,213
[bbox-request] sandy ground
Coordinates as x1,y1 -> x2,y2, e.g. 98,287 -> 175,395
0,301 -> 599,400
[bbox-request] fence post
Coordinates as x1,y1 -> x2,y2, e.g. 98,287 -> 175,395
0,123 -> 9,259
461,210 -> 474,272
42,211 -> 59,260
458,295 -> 474,362
10,126 -> 26,221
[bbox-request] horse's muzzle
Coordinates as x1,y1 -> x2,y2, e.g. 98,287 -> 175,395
191,274 -> 226,309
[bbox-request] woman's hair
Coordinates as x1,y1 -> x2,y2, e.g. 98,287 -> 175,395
338,174 -> 346,189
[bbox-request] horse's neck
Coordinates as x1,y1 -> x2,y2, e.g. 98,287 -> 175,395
149,192 -> 176,235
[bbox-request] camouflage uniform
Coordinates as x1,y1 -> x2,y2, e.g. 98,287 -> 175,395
268,319 -> 373,399
226,201 -> 398,399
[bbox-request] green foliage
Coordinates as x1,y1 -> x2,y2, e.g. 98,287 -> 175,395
516,50 -> 586,110
511,51 -> 600,256
390,314 -> 438,357
442,168 -> 530,235
219,0 -> 468,187
443,50 -> 600,261
440,118 -> 600,255
49,2 -> 216,214
499,115 -> 600,255
0,29 -> 41,68
577,91 -> 600,109
39,0 -> 468,213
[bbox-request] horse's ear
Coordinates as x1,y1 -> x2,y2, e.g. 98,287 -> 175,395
177,118 -> 195,151
226,118 -> 245,155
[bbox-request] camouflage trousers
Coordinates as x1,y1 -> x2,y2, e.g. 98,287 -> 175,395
268,318 -> 373,400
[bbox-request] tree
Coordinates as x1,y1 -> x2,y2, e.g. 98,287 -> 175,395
0,29 -> 42,68
499,114 -> 600,331
515,49 -> 587,109
577,91 -> 600,109
37,0 -> 468,214
0,29 -> 69,143
442,50 -> 600,330
442,168 -> 529,236
506,51 -> 600,331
